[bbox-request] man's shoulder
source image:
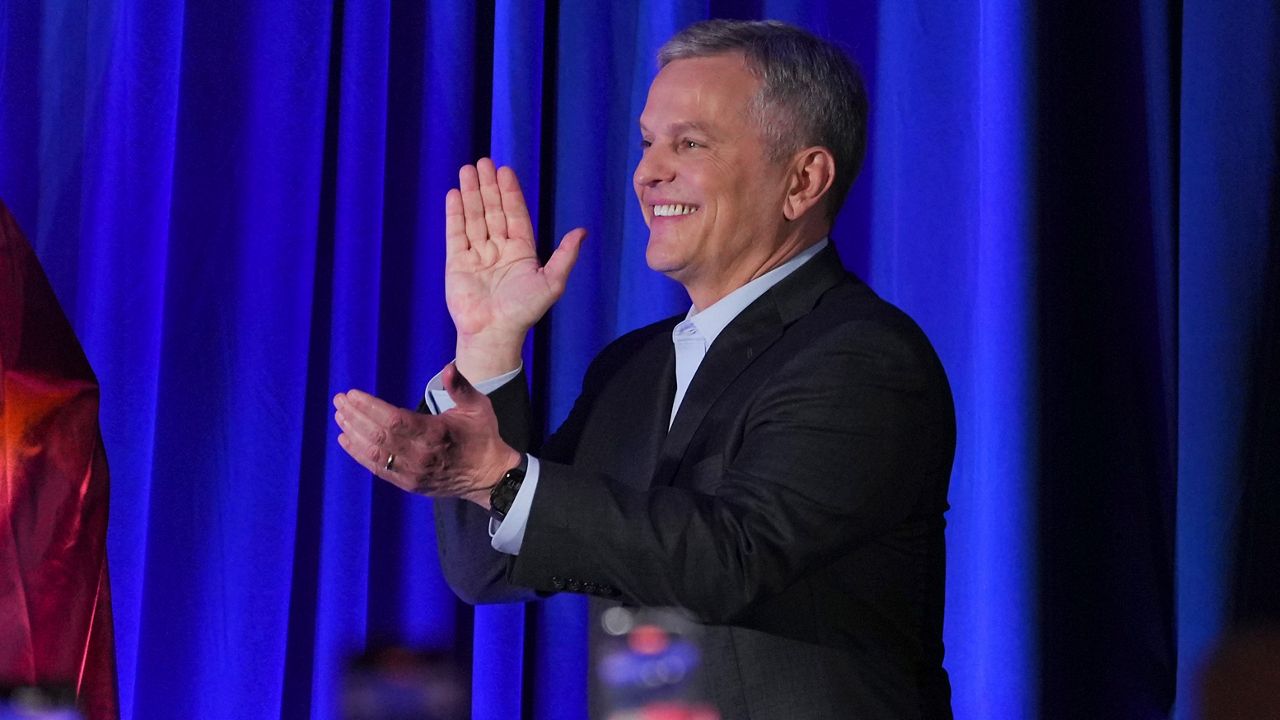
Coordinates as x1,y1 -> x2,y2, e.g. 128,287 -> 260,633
769,266 -> 947,378
810,275 -> 920,331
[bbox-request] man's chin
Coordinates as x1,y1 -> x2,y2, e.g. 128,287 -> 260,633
644,246 -> 683,277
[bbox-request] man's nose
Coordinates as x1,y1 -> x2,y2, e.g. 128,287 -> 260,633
634,147 -> 675,186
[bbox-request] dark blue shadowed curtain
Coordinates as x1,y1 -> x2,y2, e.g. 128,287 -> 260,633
1,1 -> 1276,718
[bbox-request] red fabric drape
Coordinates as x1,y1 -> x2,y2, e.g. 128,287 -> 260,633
0,199 -> 118,720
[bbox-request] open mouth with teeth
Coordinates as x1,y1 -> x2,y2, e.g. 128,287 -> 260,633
652,203 -> 700,217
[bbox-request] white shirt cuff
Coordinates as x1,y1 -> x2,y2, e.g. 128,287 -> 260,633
422,363 -> 522,414
488,455 -> 539,555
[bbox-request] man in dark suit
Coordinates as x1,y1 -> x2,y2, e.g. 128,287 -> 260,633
335,19 -> 955,718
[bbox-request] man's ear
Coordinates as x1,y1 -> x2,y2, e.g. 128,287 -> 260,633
782,147 -> 836,222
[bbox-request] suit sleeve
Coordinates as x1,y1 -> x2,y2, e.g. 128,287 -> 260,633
430,355 -> 608,604
507,317 -> 955,623
431,373 -> 537,604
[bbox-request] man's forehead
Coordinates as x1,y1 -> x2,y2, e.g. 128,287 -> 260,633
638,54 -> 758,132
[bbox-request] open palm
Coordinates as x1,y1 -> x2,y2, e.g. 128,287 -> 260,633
444,159 -> 585,374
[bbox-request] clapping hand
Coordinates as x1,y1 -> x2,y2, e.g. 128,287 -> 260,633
446,158 -> 585,379
333,364 -> 520,506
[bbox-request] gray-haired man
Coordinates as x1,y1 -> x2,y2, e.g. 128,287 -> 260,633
336,19 -> 955,718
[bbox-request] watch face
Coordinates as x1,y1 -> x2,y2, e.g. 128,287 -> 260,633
490,467 -> 525,519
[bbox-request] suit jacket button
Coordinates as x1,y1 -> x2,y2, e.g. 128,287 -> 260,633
551,576 -> 565,591
566,578 -> 581,592
582,582 -> 598,594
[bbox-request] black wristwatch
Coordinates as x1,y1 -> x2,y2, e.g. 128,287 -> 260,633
489,455 -> 528,522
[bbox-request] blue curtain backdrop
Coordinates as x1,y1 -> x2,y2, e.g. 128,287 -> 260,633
1,1 -> 1277,718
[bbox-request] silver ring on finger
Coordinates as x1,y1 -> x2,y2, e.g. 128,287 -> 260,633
384,453 -> 396,472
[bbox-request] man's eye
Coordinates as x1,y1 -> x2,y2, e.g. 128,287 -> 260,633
640,139 -> 652,148
684,140 -> 702,149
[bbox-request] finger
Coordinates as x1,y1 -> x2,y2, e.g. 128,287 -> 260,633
339,390 -> 428,462
459,164 -> 488,247
337,431 -> 415,492
336,399 -> 437,477
543,227 -> 587,293
335,399 -> 392,457
496,165 -> 534,247
445,188 -> 468,255
477,158 -> 508,241
337,431 -> 381,473
333,392 -> 357,439
442,363 -> 483,409
342,388 -> 402,427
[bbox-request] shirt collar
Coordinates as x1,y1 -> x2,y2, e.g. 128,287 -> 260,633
680,238 -> 828,348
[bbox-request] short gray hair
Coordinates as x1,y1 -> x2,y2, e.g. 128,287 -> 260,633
658,20 -> 868,220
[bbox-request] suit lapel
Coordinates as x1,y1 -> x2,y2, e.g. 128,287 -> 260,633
600,318 -> 677,489
651,245 -> 850,486
638,325 -> 677,481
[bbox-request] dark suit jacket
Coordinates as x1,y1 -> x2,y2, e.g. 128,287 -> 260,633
435,245 -> 956,719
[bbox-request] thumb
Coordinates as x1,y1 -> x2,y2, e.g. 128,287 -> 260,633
442,362 -> 483,408
543,227 -> 586,292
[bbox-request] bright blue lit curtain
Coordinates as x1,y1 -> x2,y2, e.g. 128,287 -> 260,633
1,1 -> 1276,718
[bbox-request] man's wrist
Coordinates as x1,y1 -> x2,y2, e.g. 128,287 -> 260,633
455,333 -> 524,381
464,446 -> 523,509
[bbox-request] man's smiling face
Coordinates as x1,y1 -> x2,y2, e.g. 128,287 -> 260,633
634,53 -> 793,308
